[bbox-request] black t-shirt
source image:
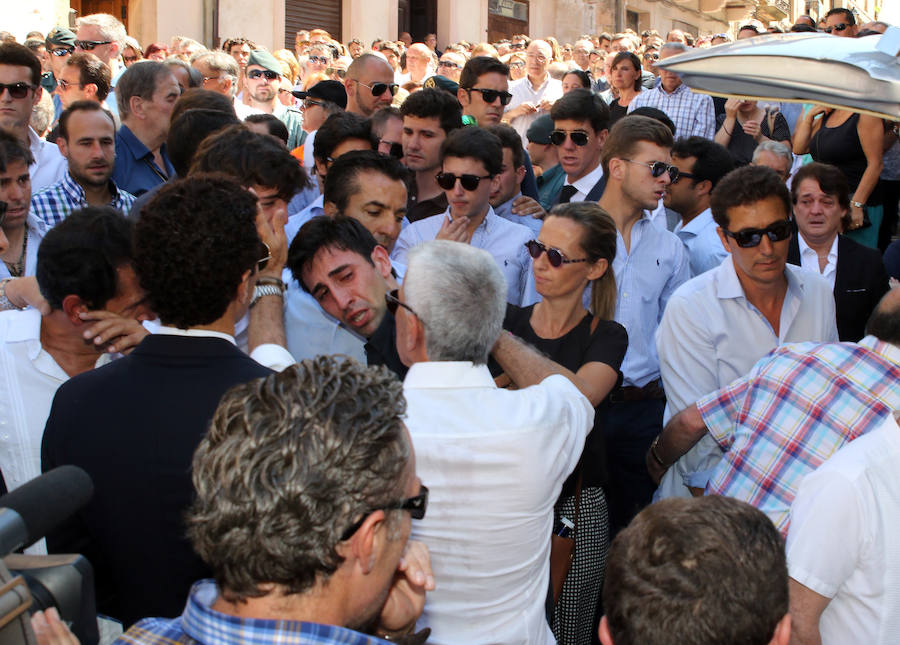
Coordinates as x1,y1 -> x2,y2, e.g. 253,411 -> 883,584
365,310 -> 408,380
499,304 -> 628,495
716,111 -> 791,166
608,100 -> 629,128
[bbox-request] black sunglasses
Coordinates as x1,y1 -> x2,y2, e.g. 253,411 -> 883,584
385,288 -> 420,318
724,220 -> 792,248
438,60 -> 461,69
303,98 -> 324,109
74,39 -> 112,51
550,130 -> 590,146
509,42 -> 525,50
358,81 -> 399,97
0,83 -> 36,100
50,47 -> 74,57
340,485 -> 429,541
672,170 -> 698,184
467,88 -> 513,105
436,172 -> 492,191
248,69 -> 279,80
525,240 -> 589,268
622,158 -> 680,181
824,23 -> 850,33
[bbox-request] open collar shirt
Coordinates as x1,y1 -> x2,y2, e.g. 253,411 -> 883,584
698,335 -> 900,535
672,208 -> 728,277
627,82 -> 715,140
655,258 -> 838,498
31,171 -> 136,229
27,126 -> 67,193
798,233 -> 839,289
112,124 -> 175,197
403,362 -> 593,645
0,213 -> 44,280
506,74 -> 563,145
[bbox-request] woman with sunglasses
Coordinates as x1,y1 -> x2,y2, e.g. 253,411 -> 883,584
607,52 -> 643,128
499,202 -> 626,645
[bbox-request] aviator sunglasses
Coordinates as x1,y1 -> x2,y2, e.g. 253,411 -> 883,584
74,39 -> 112,50
525,240 -> 589,268
622,158 -> 680,181
436,172 -> 492,191
248,69 -> 280,80
723,220 -> 792,248
357,81 -> 399,97
550,130 -> 590,146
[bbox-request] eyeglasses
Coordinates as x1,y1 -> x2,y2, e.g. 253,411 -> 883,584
56,78 -> 84,90
74,40 -> 112,51
671,170 -> 698,184
550,130 -> 590,146
526,53 -> 548,63
302,98 -> 324,109
340,484 -> 429,541
644,52 -> 659,60
466,88 -> 513,105
509,61 -> 525,69
385,288 -> 420,318
257,242 -> 271,272
525,240 -> 589,267
357,81 -> 399,97
509,43 -> 525,50
326,67 -> 346,78
247,69 -> 279,80
438,60 -> 460,69
201,75 -> 222,84
723,220 -> 792,248
308,55 -> 330,65
0,83 -> 36,99
436,172 -> 492,191
622,158 -> 680,181
824,23 -> 851,33
50,47 -> 74,57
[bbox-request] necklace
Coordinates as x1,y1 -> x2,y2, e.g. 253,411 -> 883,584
3,227 -> 28,278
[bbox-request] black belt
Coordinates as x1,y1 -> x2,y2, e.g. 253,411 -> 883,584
608,379 -> 665,403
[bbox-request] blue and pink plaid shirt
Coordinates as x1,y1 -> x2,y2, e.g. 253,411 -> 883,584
698,335 -> 900,535
30,171 -> 135,229
115,580 -> 392,645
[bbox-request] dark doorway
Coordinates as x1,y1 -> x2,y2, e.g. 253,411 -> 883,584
70,0 -> 129,30
398,0 -> 436,41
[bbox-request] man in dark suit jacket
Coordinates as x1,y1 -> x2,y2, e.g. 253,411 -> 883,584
548,89 -> 610,207
42,176 -> 274,627
786,162 -> 890,342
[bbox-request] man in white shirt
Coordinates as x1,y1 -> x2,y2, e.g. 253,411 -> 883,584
787,412 -> 900,645
402,44 -> 435,85
655,165 -> 838,499
395,240 -> 594,645
549,88 -> 610,206
664,136 -> 734,276
393,127 -> 537,306
504,40 -> 563,145
0,207 -> 151,496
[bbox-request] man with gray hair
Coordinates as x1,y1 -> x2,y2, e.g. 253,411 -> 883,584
111,61 -> 179,196
189,50 -> 259,119
115,356 -> 435,644
751,140 -> 793,182
395,240 -> 594,644
504,39 -> 563,145
74,13 -> 127,119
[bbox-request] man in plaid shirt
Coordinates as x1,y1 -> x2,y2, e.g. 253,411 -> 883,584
31,101 -> 135,229
648,288 -> 900,535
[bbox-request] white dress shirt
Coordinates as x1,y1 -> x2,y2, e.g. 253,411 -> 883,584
798,233 -> 838,289
392,206 -> 539,306
285,194 -> 325,244
28,127 -> 67,193
561,163 -> 604,203
787,414 -> 900,645
672,208 -> 728,277
403,362 -> 593,645
506,75 -> 563,146
655,256 -> 839,498
0,214 -> 44,280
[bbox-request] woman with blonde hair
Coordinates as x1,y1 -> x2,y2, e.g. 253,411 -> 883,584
499,201 -> 627,645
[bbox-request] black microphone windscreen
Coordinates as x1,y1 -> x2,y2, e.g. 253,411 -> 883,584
0,466 -> 94,547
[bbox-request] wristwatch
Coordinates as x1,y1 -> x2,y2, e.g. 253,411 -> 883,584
250,280 -> 285,308
850,200 -> 865,209
0,278 -> 25,311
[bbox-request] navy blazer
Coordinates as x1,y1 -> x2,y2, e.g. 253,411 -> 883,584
787,234 -> 890,342
42,334 -> 272,627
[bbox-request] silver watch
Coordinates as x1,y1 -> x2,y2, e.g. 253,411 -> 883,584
250,283 -> 285,307
850,200 -> 865,209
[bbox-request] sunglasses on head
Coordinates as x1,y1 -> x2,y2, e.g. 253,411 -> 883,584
436,172 -> 492,191
50,47 -> 74,57
622,158 -> 680,181
724,220 -> 792,248
525,240 -> 589,268
550,130 -> 590,146
824,23 -> 850,33
357,81 -> 399,97
74,40 -> 112,51
248,69 -> 279,80
308,55 -> 330,65
0,83 -> 36,100
466,87 -> 513,105
339,484 -> 429,541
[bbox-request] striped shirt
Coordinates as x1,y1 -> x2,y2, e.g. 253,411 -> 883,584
30,171 -> 135,229
627,82 -> 715,140
698,336 -> 900,534
116,580 -> 391,645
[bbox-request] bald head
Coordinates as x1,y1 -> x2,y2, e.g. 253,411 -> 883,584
406,43 -> 434,82
346,53 -> 395,117
866,288 -> 900,345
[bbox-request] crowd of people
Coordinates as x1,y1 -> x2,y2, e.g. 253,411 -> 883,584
0,7 -> 899,645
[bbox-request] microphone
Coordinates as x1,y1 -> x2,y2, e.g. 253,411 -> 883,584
0,466 -> 94,554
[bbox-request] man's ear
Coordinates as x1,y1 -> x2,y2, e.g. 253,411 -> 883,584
457,87 -> 470,109
236,268 -> 253,305
598,616 -> 616,645
346,509 -> 387,574
323,200 -> 339,217
596,128 -> 609,149
83,83 -> 99,101
769,613 -> 791,645
371,245 -> 393,280
695,178 -> 713,197
515,163 -> 526,184
314,158 -> 329,183
61,294 -> 89,325
129,95 -> 144,119
56,135 -> 69,158
715,225 -> 732,254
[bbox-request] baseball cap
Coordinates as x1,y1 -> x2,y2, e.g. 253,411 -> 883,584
291,80 -> 348,109
526,114 -> 554,144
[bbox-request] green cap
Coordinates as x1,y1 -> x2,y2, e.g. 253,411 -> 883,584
246,49 -> 283,76
423,74 -> 459,96
46,27 -> 76,48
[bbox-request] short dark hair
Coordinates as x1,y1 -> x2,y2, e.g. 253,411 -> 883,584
790,162 -> 850,211
0,43 -> 41,86
167,108 -> 240,176
116,60 -> 173,119
222,37 -> 254,52
485,123 -> 524,169
562,70 -> 592,90
671,136 -> 735,190
370,106 -> 402,139
324,150 -> 408,212
399,88 -> 463,135
244,113 -> 290,144
610,52 -> 642,91
170,87 -> 237,122
440,126 -> 502,176
0,128 -> 34,173
550,88 -> 610,134
458,56 -> 509,89
825,7 -> 855,24
66,52 -> 111,101
629,106 -> 675,136
710,165 -> 791,229
37,207 -> 134,311
790,23 -> 818,33
58,100 -> 116,141
191,125 -> 309,199
601,115 -> 674,175
312,112 -> 375,162
604,496 -> 788,645
288,216 -> 380,292
866,290 -> 900,344
135,175 -> 261,328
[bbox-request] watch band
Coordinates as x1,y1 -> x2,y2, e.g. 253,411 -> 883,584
850,200 -> 865,209
0,278 -> 25,311
250,283 -> 285,308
